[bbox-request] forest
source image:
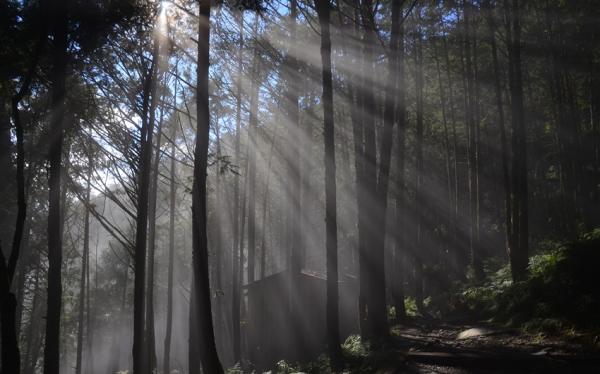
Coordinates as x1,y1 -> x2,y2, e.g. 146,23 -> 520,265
1,0 -> 600,373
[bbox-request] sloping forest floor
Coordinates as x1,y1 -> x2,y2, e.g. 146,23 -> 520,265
265,230 -> 600,373
391,320 -> 600,373
268,319 -> 600,373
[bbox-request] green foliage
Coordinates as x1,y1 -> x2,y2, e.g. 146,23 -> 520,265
270,355 -> 331,374
403,297 -> 419,318
263,335 -> 408,373
459,231 -> 600,335
341,334 -> 406,373
342,334 -> 371,358
225,363 -> 243,374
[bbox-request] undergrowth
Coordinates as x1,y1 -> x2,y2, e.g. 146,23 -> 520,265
261,334 -> 406,373
458,229 -> 600,337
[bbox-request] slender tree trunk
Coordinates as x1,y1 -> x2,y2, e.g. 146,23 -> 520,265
231,9 -> 244,364
344,2 -> 367,337
485,0 -> 512,261
190,2 -> 223,372
414,7 -> 425,311
44,1 -> 68,372
238,149 -> 249,357
0,32 -> 43,374
247,14 -> 260,285
85,231 -> 93,374
370,0 -> 402,338
504,0 -> 528,282
213,110 -> 226,356
23,255 -> 41,374
393,5 -> 407,322
358,0 -> 382,338
75,157 -> 92,374
315,0 -> 343,368
0,246 -> 19,374
145,104 -> 165,374
285,2 -> 303,354
435,54 -> 454,276
441,29 -> 462,275
259,133 -> 277,279
163,119 -> 177,374
287,0 -> 302,275
462,0 -> 484,282
110,253 -> 130,374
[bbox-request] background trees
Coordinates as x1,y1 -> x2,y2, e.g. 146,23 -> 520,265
1,0 -> 599,373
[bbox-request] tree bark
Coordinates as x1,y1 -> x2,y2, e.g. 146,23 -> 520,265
132,30 -> 159,374
484,0 -> 512,263
163,119 -> 177,374
504,0 -> 528,282
315,0 -> 343,368
393,3 -> 407,323
371,0 -> 403,337
344,1 -> 368,337
358,0 -> 385,339
462,0 -> 484,282
190,2 -> 224,372
414,6 -> 425,311
231,9 -> 244,364
145,103 -> 165,374
287,0 -> 302,275
44,1 -> 68,371
0,23 -> 44,374
75,156 -> 92,374
247,14 -> 260,285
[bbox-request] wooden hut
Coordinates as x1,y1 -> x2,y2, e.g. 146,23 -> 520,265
243,268 -> 358,370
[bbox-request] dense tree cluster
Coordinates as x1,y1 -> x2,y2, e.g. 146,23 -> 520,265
1,0 -> 598,373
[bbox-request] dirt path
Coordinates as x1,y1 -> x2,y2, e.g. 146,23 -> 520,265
385,321 -> 600,373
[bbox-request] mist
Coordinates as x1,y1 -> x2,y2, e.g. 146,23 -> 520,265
1,0 -> 599,373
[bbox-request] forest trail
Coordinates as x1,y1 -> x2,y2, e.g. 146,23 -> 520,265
379,321 -> 600,373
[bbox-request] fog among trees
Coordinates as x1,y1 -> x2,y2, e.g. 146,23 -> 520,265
1,0 -> 599,373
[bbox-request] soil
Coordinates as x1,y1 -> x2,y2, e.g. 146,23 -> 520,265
379,320 -> 600,373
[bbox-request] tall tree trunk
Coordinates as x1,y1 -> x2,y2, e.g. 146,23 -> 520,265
435,54 -> 454,277
259,133 -> 277,279
132,31 -> 159,374
0,27 -> 43,374
163,120 -> 177,374
85,231 -> 94,374
358,0 -> 382,339
315,0 -> 343,368
441,28 -> 462,275
484,0 -> 512,262
370,0 -> 403,338
247,14 -> 260,285
286,0 -> 302,275
231,9 -> 244,364
285,1 -> 303,354
75,157 -> 92,374
414,6 -> 425,311
463,0 -> 484,282
504,0 -> 528,282
190,2 -> 223,372
145,104 -> 165,374
344,1 -> 368,337
393,4 -> 407,322
44,1 -> 68,372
